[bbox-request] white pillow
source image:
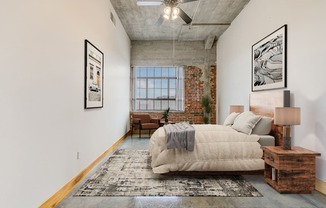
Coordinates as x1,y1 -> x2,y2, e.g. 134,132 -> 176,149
223,112 -> 240,126
252,116 -> 273,135
232,111 -> 262,135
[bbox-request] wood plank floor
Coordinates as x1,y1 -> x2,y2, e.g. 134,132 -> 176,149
56,136 -> 326,208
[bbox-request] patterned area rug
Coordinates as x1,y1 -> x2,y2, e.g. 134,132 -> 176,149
74,149 -> 262,197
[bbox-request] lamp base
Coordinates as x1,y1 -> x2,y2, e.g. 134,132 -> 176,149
282,126 -> 292,150
283,137 -> 291,150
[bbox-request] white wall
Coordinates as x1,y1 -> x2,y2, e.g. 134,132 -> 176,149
0,0 -> 130,207
217,0 -> 326,182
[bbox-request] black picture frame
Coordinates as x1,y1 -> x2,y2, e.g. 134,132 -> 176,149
84,39 -> 104,109
252,24 -> 287,92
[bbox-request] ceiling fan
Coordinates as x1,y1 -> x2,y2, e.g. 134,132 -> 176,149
136,0 -> 198,26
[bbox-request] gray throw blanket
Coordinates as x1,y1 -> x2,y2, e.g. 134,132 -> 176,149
163,122 -> 195,151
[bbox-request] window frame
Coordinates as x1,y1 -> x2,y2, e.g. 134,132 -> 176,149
132,66 -> 184,112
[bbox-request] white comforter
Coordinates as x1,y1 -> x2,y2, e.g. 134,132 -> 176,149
149,124 -> 264,174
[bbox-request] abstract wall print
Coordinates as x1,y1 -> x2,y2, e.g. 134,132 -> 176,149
252,25 -> 287,91
85,40 -> 104,109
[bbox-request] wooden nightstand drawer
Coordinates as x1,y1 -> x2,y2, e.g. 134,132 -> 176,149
264,152 -> 277,167
278,156 -> 316,170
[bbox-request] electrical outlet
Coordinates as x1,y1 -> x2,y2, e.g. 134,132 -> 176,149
77,152 -> 80,160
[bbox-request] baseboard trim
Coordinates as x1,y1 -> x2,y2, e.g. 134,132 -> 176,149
316,178 -> 326,195
39,131 -> 130,208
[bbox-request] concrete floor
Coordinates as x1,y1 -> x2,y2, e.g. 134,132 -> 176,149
57,136 -> 326,208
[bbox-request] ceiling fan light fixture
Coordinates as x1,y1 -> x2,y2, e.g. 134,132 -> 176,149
163,6 -> 179,20
164,6 -> 172,15
171,14 -> 178,20
171,7 -> 179,19
163,13 -> 170,20
163,6 -> 172,19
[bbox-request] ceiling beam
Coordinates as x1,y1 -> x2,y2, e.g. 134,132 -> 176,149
205,35 -> 215,49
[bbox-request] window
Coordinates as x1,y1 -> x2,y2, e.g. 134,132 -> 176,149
132,66 -> 184,111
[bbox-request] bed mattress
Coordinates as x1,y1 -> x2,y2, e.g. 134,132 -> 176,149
149,124 -> 269,174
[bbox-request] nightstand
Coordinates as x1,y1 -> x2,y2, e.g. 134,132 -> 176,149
261,146 -> 321,194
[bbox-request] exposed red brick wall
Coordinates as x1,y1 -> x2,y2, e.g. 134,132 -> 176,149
210,65 -> 216,124
132,65 -> 216,125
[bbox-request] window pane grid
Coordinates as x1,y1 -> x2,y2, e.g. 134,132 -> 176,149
133,66 -> 184,111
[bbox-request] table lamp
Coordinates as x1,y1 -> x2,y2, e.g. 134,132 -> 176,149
274,107 -> 301,150
229,105 -> 244,114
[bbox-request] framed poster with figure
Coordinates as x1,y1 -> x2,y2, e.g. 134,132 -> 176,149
84,39 -> 104,109
252,25 -> 287,91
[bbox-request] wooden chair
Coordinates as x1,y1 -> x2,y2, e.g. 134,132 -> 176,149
131,114 -> 160,138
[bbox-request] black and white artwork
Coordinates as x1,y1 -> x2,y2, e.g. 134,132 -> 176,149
84,39 -> 104,109
252,25 -> 287,91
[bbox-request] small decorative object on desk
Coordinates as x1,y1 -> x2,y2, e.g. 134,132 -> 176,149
162,107 -> 170,124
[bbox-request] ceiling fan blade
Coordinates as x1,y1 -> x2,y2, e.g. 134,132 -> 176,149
178,8 -> 192,24
155,15 -> 164,27
185,23 -> 231,26
180,0 -> 198,3
136,0 -> 163,6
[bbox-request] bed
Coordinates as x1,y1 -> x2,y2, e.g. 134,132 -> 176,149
149,90 -> 290,174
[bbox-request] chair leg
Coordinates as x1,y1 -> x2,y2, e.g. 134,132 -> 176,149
149,130 -> 151,136
139,129 -> 141,138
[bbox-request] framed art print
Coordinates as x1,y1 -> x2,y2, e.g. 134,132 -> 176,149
84,39 -> 104,109
252,24 -> 287,91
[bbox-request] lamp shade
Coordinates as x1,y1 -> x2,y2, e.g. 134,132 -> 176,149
229,105 -> 244,114
274,107 -> 301,125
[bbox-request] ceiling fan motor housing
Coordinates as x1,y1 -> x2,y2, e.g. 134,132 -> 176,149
164,0 -> 179,7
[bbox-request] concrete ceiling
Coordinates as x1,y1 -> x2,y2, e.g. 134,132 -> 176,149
110,0 -> 250,41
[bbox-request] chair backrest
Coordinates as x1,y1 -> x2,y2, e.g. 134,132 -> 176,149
133,114 -> 151,123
